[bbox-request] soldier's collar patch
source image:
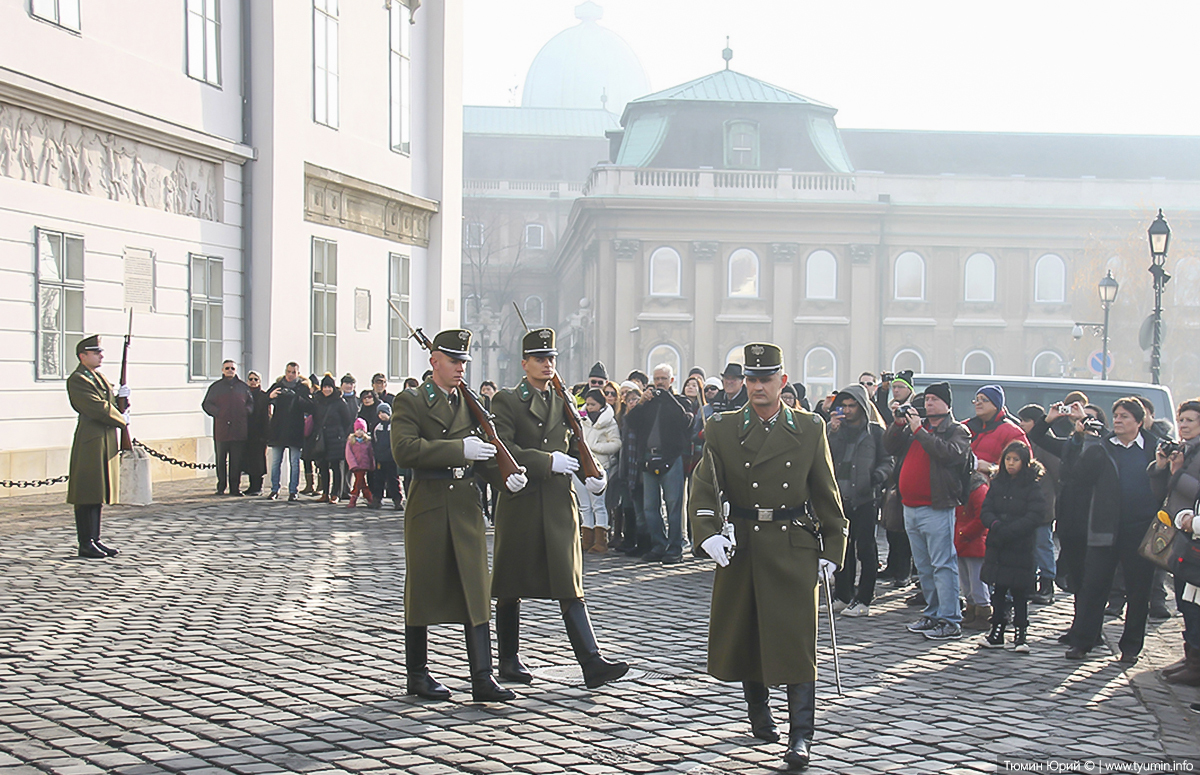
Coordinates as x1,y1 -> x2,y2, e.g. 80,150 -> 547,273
784,406 -> 797,431
516,380 -> 532,401
422,381 -> 438,407
741,405 -> 753,431
811,414 -> 822,425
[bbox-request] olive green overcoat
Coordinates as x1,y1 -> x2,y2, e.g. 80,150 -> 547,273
392,380 -> 491,627
689,403 -> 848,685
66,363 -> 126,505
486,378 -> 584,601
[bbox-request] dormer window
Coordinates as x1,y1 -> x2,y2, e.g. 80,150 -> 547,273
724,120 -> 759,169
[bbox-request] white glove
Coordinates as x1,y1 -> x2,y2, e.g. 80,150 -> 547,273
505,472 -> 528,493
462,436 -> 497,461
117,384 -> 131,399
701,534 -> 733,567
551,451 -> 580,475
122,410 -> 131,426
1175,509 -> 1195,533
818,559 -> 837,584
585,473 -> 606,495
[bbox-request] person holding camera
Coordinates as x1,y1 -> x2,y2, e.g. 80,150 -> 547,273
1149,399 -> 1200,684
266,362 -> 313,502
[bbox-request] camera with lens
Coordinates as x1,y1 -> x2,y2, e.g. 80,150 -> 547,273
1159,440 -> 1185,457
880,372 -> 895,383
1082,417 -> 1105,435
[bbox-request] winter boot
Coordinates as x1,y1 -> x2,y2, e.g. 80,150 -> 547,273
301,465 -> 316,496
464,623 -> 516,702
589,528 -> 609,555
1164,645 -> 1200,686
742,681 -> 779,742
980,620 -> 1006,649
495,600 -> 532,684
783,682 -> 816,770
347,494 -> 358,508
75,506 -> 106,559
561,599 -> 629,689
580,526 -> 595,552
1030,578 -> 1055,605
1011,624 -> 1030,653
90,510 -> 119,557
964,604 -> 992,631
405,626 -> 450,700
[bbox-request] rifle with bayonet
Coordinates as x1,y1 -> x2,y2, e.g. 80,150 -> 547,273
117,309 -> 133,451
387,300 -> 523,480
511,302 -> 603,481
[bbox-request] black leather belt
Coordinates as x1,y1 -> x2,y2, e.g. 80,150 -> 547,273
412,466 -> 475,480
728,506 -> 806,522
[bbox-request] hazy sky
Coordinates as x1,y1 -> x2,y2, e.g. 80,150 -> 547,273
463,0 -> 1200,135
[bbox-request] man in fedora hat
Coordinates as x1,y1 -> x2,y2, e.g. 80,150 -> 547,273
392,328 -> 517,704
709,362 -> 748,413
486,327 -> 628,691
66,335 -> 129,559
690,342 -> 847,771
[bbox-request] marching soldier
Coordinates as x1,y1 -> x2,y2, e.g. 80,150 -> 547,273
487,328 -> 628,689
391,329 -> 520,703
67,335 -> 129,559
689,342 -> 847,771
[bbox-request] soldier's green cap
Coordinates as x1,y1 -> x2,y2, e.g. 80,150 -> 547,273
432,329 -> 472,362
743,342 -> 783,376
523,328 -> 557,357
75,334 -> 102,355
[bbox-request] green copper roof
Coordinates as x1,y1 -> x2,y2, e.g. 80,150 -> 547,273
627,69 -> 834,111
464,106 -> 620,137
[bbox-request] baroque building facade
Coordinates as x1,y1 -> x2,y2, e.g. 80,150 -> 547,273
0,0 -> 462,492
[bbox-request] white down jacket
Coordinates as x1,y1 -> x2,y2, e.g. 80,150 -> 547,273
581,404 -> 622,471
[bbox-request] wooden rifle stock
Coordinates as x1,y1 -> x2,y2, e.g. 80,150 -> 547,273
117,309 -> 133,451
549,374 -> 603,481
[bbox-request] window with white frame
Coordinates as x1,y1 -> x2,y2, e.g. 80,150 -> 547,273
649,246 -> 681,296
525,223 -> 544,250
806,250 -> 837,300
313,0 -> 339,128
804,347 -> 837,401
312,238 -> 337,376
186,0 -> 221,86
891,349 -> 924,375
388,253 -> 410,379
189,253 -> 223,379
962,350 -> 994,376
524,295 -> 544,326
465,222 -> 484,249
1032,350 -> 1064,378
724,120 -> 759,169
724,345 -> 744,368
1035,253 -> 1066,303
894,251 -> 925,300
964,252 -> 996,302
728,248 -> 759,298
31,0 -> 80,30
389,1 -> 411,153
35,228 -> 85,379
646,344 -> 681,380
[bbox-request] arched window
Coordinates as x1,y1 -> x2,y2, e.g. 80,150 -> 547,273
725,345 -> 745,368
728,248 -> 759,298
962,350 -> 995,376
806,250 -> 837,300
523,295 -> 544,326
724,120 -> 760,169
964,253 -> 995,302
1032,350 -> 1065,378
1035,254 -> 1066,303
891,349 -> 924,374
646,343 -> 681,379
649,246 -> 681,297
804,347 -> 837,401
894,251 -> 925,300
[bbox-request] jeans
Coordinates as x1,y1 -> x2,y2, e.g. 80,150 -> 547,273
642,457 -> 684,557
574,477 -> 609,529
1069,520 -> 1155,656
319,459 -> 343,498
958,556 -> 989,606
904,504 -> 961,625
1033,523 -> 1056,580
834,501 -> 879,604
214,439 -> 245,493
270,446 -> 302,495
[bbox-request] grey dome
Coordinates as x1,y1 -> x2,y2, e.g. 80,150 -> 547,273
521,2 -> 650,114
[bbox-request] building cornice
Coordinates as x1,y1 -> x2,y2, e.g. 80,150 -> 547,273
305,163 -> 439,247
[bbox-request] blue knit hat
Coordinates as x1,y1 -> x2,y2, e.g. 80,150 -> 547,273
977,384 -> 1005,411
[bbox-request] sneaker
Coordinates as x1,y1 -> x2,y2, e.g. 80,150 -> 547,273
923,621 -> 963,641
287,493 -> 299,503
906,616 -> 937,633
1012,640 -> 1031,654
268,491 -> 279,500
831,599 -> 850,614
842,601 -> 870,618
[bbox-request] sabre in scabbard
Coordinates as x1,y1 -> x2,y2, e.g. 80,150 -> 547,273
823,575 -> 844,696
117,308 -> 133,451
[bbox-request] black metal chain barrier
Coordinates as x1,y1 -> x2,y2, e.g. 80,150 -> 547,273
0,475 -> 69,489
132,439 -> 217,470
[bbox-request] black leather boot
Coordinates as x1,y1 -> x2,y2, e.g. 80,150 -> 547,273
783,682 -> 816,770
75,506 -> 106,559
91,510 -> 119,556
743,681 -> 778,742
560,599 -> 629,689
405,626 -> 450,700
464,623 -> 516,702
495,599 -> 533,684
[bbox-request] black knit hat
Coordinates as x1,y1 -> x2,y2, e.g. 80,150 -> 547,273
589,361 -> 608,380
924,381 -> 952,409
321,373 -> 337,389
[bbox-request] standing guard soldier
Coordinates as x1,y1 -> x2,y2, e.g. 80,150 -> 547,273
689,342 -> 847,771
486,328 -> 628,689
391,329 -> 520,703
67,335 -> 129,559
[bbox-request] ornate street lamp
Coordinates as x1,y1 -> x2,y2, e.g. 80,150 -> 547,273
1147,210 -> 1171,384
1072,271 -> 1120,380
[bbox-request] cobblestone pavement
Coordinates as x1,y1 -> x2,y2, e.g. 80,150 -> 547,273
2,488 -> 1198,774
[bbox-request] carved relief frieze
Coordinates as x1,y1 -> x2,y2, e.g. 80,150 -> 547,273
0,102 -> 219,220
771,243 -> 799,262
611,239 -> 641,260
304,163 -> 438,247
691,241 -> 718,261
850,244 -> 875,263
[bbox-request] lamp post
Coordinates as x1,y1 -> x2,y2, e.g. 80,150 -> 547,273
1072,271 -> 1120,379
1147,209 -> 1171,384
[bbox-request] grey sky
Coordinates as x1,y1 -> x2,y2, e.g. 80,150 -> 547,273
464,0 -> 1200,135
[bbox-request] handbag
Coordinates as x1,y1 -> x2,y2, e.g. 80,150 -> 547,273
1140,500 -> 1200,587
881,485 -> 904,532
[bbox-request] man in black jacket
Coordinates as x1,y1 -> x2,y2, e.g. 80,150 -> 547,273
266,362 -> 313,502
709,363 -> 748,413
626,364 -> 694,563
201,360 -> 253,496
244,371 -> 270,496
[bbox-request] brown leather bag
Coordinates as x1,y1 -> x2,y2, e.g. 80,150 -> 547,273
881,486 -> 904,532
1139,517 -> 1181,572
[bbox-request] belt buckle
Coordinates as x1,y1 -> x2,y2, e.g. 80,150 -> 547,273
756,508 -> 773,522
452,467 -> 467,479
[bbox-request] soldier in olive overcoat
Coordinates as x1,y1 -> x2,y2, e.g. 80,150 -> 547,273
66,335 -> 128,559
486,328 -> 628,690
690,342 -> 847,772
391,329 -> 518,703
